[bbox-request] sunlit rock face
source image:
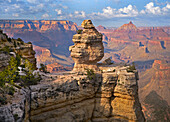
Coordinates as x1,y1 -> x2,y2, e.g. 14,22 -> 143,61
0,66 -> 145,122
14,43 -> 36,69
69,20 -> 104,72
29,66 -> 145,122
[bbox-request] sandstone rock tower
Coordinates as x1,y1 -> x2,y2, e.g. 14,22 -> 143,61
69,20 -> 104,72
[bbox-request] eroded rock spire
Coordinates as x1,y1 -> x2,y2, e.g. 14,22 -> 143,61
69,20 -> 104,72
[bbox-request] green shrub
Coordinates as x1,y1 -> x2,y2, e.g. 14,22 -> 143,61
16,54 -> 21,66
20,41 -> 24,45
8,86 -> 15,96
8,38 -> 11,42
0,96 -> 7,105
20,73 -> 40,86
39,63 -> 48,73
0,56 -> 41,94
17,42 -> 20,46
0,49 -> 42,105
27,42 -> 32,44
14,114 -> 19,121
14,41 -> 17,47
0,46 -> 12,53
19,60 -> 42,86
0,57 -> 19,85
13,84 -> 22,89
76,29 -> 83,34
85,68 -> 95,80
0,71 -> 6,87
17,38 -> 22,42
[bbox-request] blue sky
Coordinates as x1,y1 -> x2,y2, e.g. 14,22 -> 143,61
0,0 -> 170,27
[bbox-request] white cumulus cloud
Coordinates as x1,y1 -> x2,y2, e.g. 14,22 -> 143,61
140,2 -> 170,15
69,11 -> 86,18
13,4 -> 20,9
55,9 -> 62,15
90,4 -> 138,19
145,2 -> 161,14
162,3 -> 170,12
118,5 -> 138,16
12,13 -> 19,17
42,13 -> 49,18
102,6 -> 116,15
27,0 -> 37,3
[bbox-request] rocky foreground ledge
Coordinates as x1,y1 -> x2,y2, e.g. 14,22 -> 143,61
0,65 -> 145,122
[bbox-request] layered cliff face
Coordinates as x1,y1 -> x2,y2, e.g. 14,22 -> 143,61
99,22 -> 170,122
138,59 -> 170,121
14,43 -> 36,68
97,21 -> 170,63
139,60 -> 170,105
0,66 -> 145,122
0,30 -> 36,69
0,20 -> 77,33
30,66 -> 144,122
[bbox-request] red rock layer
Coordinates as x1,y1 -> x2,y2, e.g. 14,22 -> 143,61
117,21 -> 138,31
0,20 -> 78,32
46,63 -> 72,73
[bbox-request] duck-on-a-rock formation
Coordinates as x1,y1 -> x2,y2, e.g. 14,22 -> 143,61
0,20 -> 145,122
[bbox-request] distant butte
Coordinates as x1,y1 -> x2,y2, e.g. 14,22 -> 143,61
117,21 -> 138,31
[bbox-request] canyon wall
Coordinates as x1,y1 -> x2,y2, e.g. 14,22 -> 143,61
139,59 -> 170,104
0,30 -> 36,69
0,66 -> 145,122
0,20 -> 78,67
95,22 -> 170,121
0,20 -> 77,33
30,67 -> 144,122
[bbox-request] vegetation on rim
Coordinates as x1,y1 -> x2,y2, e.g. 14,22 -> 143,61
0,56 -> 41,106
85,68 -> 96,80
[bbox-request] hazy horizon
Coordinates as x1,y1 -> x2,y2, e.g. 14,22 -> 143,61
0,19 -> 170,28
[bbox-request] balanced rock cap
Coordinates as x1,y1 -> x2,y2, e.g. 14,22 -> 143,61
81,20 -> 95,29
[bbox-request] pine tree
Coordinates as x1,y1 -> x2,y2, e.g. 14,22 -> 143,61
0,57 -> 18,86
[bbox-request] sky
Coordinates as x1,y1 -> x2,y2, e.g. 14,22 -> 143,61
0,0 -> 170,27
